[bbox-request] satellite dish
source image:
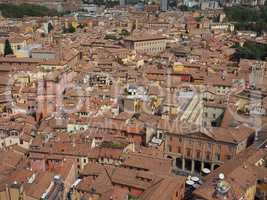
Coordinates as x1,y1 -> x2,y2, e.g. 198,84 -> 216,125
54,175 -> 61,180
191,176 -> 200,182
186,180 -> 194,186
219,173 -> 225,180
202,168 -> 211,174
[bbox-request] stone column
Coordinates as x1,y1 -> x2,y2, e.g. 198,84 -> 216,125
182,158 -> 185,171
201,161 -> 204,171
172,157 -> 177,169
191,160 -> 195,174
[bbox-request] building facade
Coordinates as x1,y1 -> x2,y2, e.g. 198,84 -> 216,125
161,127 -> 254,174
124,35 -> 167,54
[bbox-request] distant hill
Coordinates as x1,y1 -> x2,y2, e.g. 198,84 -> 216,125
0,3 -> 60,18
0,0 -> 81,13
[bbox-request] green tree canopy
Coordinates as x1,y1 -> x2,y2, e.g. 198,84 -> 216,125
63,24 -> 76,34
0,3 -> 60,18
120,29 -> 130,36
224,6 -> 267,34
68,24 -> 76,33
231,41 -> 267,61
48,22 -> 54,33
4,39 -> 13,56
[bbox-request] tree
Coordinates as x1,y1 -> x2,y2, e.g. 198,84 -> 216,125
131,22 -> 136,32
68,24 -> 76,33
0,3 -> 59,18
179,5 -> 189,11
224,5 -> 267,34
120,29 -> 129,36
4,39 -> 13,56
48,22 -> 53,33
104,34 -> 117,40
77,24 -> 85,29
231,41 -> 267,61
62,24 -> 76,34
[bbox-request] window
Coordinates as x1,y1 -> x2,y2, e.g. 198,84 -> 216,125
196,150 -> 201,159
168,145 -> 172,152
177,146 -> 181,153
228,145 -> 234,152
169,136 -> 173,142
215,153 -> 221,161
213,113 -> 216,119
20,139 -> 23,145
84,159 -> 87,163
217,144 -> 221,152
206,152 -> 211,160
226,155 -> 232,160
186,148 -> 191,157
207,143 -> 212,150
